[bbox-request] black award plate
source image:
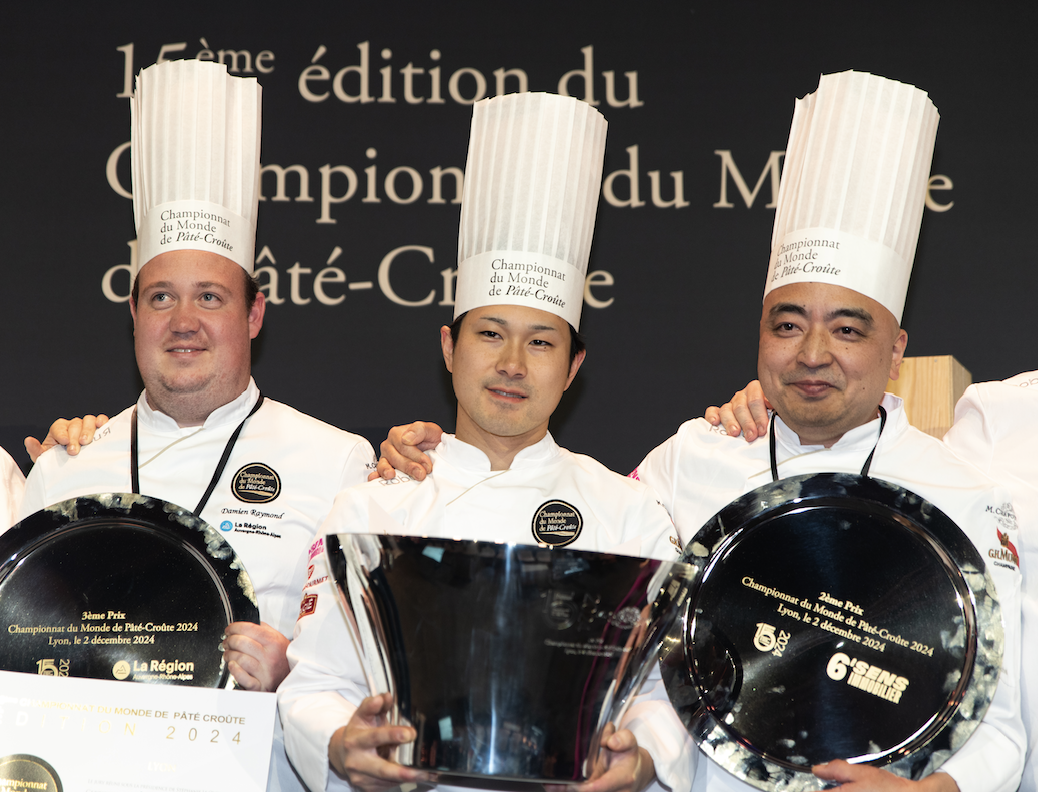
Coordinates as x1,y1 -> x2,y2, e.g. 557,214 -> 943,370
662,473 -> 1003,791
0,493 -> 259,688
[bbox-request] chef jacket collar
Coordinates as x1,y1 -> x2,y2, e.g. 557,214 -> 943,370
436,431 -> 561,473
772,393 -> 906,459
136,378 -> 261,434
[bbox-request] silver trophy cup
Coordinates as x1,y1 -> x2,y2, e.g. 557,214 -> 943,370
328,533 -> 692,783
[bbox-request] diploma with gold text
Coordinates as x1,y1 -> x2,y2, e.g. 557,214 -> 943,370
0,670 -> 275,791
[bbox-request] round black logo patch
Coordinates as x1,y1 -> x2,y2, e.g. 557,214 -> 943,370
0,755 -> 63,792
232,463 -> 282,504
531,500 -> 583,547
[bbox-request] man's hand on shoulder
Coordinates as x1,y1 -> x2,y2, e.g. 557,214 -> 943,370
704,380 -> 770,442
222,621 -> 290,692
24,414 -> 111,462
367,421 -> 444,481
813,761 -> 958,792
329,693 -> 436,792
547,724 -> 655,792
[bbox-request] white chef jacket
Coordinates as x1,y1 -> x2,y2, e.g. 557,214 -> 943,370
279,432 -> 693,792
634,394 -> 1024,792
18,379 -> 375,792
0,446 -> 24,529
945,370 -> 1038,792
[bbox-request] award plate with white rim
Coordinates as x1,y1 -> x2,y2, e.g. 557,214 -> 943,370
0,493 -> 259,688
661,473 -> 1004,792
329,533 -> 695,784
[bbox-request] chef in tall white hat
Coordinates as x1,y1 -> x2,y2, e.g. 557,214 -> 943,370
368,70 -> 1024,792
279,91 -> 691,792
754,69 -> 937,445
631,70 -> 1024,792
20,58 -> 376,792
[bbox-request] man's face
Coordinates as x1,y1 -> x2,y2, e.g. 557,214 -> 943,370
758,282 -> 907,447
131,250 -> 264,427
441,305 -> 585,451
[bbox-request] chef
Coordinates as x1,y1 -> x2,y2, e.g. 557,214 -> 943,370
278,91 -> 690,792
936,375 -> 1037,792
631,71 -> 1024,792
374,71 -> 1026,792
17,59 -> 375,792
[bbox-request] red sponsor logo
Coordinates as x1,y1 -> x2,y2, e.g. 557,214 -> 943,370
298,593 -> 318,618
308,537 -> 325,560
991,528 -> 1020,567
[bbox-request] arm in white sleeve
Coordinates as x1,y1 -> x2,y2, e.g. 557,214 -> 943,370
943,384 -> 996,474
938,487 -> 1025,792
279,495 -> 374,792
632,428 -> 685,527
622,666 -> 697,792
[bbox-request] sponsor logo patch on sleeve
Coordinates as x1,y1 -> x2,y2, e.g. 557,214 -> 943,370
298,593 -> 318,619
308,537 -> 325,560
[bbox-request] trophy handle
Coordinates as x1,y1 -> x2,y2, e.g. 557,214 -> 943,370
329,533 -> 415,765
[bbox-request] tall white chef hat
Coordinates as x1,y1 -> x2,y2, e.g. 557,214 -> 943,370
131,59 -> 262,277
764,70 -> 939,323
455,92 -> 607,330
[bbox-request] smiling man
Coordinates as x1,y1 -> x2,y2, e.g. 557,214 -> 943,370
278,92 -> 689,792
375,72 -> 1025,792
757,281 -> 908,447
18,60 -> 374,792
631,71 -> 1024,792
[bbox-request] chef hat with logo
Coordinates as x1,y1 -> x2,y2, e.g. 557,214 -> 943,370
131,59 -> 262,277
455,92 -> 607,330
765,70 -> 939,323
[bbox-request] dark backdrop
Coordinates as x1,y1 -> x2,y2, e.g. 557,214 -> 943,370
2,1 -> 1034,475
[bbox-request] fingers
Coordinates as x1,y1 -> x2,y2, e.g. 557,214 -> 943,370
715,402 -> 743,438
570,746 -> 652,792
227,658 -> 261,691
730,399 -> 760,441
77,415 -> 108,449
375,455 -> 406,481
377,422 -> 441,481
39,419 -> 73,457
812,759 -> 854,783
345,751 -> 431,792
221,621 -> 290,692
390,421 -> 445,452
354,692 -> 395,721
602,727 -> 637,754
745,382 -> 771,438
24,437 -> 43,464
718,380 -> 770,442
566,728 -> 653,792
33,415 -> 111,459
64,418 -> 89,454
330,697 -> 436,792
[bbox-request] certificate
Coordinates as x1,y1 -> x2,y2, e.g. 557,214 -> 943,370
0,670 -> 275,791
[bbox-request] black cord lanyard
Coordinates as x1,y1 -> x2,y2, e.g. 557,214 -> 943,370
130,393 -> 265,517
769,404 -> 887,482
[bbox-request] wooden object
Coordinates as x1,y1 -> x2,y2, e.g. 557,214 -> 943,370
886,355 -> 972,439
